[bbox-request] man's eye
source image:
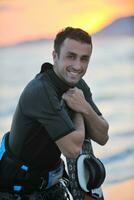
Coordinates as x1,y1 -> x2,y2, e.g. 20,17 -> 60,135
67,55 -> 75,59
81,57 -> 89,62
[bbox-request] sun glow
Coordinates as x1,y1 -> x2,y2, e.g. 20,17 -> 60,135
0,0 -> 134,46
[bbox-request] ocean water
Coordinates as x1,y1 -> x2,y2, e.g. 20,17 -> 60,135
0,36 -> 134,188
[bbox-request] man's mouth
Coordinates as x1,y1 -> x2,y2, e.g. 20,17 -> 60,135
69,71 -> 79,76
67,69 -> 82,76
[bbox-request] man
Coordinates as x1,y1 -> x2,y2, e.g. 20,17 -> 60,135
0,27 -> 109,199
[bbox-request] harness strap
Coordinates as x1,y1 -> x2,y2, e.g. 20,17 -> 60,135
0,133 -> 29,192
0,133 -> 64,193
0,133 -> 65,192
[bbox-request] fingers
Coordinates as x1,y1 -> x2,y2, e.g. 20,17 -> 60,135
62,88 -> 75,99
62,93 -> 67,100
65,88 -> 76,95
62,88 -> 84,100
65,87 -> 83,95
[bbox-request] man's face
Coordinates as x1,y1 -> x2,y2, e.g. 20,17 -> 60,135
53,38 -> 92,86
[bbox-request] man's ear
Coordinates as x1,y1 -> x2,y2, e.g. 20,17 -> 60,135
52,50 -> 57,62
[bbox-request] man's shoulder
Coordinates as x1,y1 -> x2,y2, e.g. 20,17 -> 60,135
19,73 -> 52,101
23,74 -> 43,93
24,72 -> 52,92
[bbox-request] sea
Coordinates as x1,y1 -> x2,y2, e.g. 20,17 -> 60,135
0,36 -> 134,189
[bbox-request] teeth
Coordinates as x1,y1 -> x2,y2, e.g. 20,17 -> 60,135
69,72 -> 78,75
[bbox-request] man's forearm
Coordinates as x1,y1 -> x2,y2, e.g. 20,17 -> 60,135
81,101 -> 109,145
72,112 -> 85,147
56,113 -> 85,158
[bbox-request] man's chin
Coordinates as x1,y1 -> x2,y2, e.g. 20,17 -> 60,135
66,79 -> 79,87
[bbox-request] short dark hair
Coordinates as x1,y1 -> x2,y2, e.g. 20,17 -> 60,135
54,27 -> 92,56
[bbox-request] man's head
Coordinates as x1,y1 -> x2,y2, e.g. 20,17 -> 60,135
54,27 -> 92,57
53,27 -> 92,86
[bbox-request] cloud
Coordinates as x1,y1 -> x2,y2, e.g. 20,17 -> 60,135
0,4 -> 13,11
0,1 -> 23,13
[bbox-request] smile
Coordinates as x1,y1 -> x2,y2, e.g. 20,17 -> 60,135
69,71 -> 79,76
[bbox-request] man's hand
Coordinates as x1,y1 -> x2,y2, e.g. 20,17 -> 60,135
62,87 -> 88,113
62,87 -> 109,146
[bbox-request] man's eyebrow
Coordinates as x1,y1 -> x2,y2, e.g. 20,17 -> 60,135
81,55 -> 90,58
67,51 -> 77,55
67,52 -> 89,57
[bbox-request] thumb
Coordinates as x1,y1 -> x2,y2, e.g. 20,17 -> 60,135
62,93 -> 66,100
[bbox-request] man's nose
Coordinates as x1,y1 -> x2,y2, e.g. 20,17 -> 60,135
73,59 -> 82,70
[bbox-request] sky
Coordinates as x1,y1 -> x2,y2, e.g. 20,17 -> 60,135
0,0 -> 134,46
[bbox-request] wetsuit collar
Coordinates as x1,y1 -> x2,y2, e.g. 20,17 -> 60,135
41,62 -> 73,96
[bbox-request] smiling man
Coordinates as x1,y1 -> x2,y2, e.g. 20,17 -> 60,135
0,27 -> 109,199
53,38 -> 91,86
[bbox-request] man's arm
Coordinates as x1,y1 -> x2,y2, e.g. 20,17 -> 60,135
56,113 -> 85,158
62,87 -> 109,145
81,102 -> 109,145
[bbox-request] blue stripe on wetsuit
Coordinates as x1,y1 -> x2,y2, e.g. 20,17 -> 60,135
0,134 -> 7,160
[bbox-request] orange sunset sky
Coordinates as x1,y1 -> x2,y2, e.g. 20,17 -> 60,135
0,0 -> 134,46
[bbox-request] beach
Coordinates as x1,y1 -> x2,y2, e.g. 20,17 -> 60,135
104,179 -> 134,200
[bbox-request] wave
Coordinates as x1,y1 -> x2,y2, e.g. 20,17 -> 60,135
111,130 -> 134,138
102,146 -> 134,165
105,175 -> 134,185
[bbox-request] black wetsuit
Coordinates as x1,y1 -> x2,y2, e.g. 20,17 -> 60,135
0,63 -> 102,199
